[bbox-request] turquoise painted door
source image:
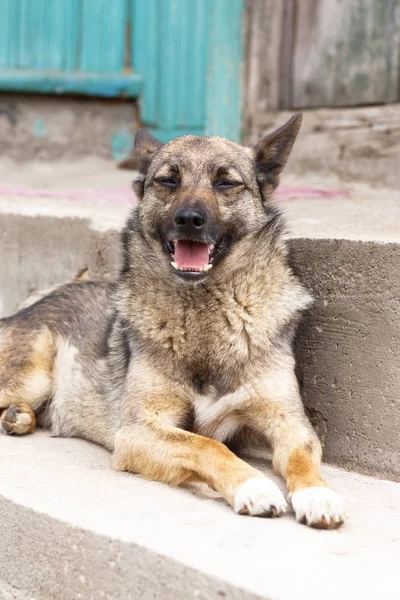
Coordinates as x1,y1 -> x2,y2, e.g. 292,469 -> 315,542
133,0 -> 210,141
0,0 -> 142,97
0,0 -> 244,142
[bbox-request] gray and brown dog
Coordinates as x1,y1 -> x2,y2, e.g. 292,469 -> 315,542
0,115 -> 346,528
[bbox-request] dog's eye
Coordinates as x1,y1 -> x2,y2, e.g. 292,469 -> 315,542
215,181 -> 241,191
156,178 -> 179,189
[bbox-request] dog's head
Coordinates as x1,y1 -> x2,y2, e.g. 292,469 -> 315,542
131,115 -> 302,283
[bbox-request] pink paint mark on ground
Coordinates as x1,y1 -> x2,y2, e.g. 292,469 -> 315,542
277,185 -> 349,200
0,184 -> 349,204
0,185 -> 137,205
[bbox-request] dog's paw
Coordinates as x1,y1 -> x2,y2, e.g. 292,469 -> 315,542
234,477 -> 287,517
1,404 -> 35,435
291,486 -> 346,529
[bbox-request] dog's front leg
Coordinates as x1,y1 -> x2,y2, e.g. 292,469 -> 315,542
244,368 -> 347,528
273,423 -> 347,529
112,369 -> 287,517
247,401 -> 347,528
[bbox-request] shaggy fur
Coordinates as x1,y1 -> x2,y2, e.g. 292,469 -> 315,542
0,115 -> 346,528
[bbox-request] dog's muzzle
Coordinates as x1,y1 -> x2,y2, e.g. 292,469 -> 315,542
163,204 -> 218,278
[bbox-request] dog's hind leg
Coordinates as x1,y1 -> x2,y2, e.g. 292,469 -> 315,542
0,326 -> 55,436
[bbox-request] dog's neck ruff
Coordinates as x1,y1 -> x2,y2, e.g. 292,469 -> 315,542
113,217 -> 312,396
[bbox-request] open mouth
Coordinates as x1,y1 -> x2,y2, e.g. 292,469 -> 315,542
166,240 -> 216,276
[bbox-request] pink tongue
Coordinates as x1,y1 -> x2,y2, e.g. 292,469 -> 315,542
174,241 -> 209,269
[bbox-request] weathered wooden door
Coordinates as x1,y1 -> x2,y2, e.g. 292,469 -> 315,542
245,0 -> 400,118
0,0 -> 244,142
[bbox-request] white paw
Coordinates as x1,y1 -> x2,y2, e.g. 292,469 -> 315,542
291,486 -> 347,529
234,477 -> 287,518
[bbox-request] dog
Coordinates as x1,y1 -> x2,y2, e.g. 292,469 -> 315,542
0,115 -> 346,528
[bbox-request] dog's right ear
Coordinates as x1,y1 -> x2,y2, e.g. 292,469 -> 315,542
129,130 -> 163,199
134,129 -> 163,174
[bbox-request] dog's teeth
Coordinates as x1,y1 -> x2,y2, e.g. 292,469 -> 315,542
171,262 -> 212,273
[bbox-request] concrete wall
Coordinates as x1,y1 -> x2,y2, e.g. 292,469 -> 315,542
0,214 -> 119,318
2,95 -> 399,190
291,239 -> 400,481
244,106 -> 400,189
0,94 -> 139,162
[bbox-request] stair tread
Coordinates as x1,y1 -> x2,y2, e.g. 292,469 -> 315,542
0,159 -> 399,241
0,430 -> 398,600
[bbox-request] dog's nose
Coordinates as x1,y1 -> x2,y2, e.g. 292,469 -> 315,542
174,208 -> 207,233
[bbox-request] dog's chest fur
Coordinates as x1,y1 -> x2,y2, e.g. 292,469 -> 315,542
125,260 -> 302,398
191,384 -> 254,441
135,285 -> 262,385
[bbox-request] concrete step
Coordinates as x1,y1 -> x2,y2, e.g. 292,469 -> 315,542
0,160 -> 399,483
0,430 -> 399,600
0,94 -> 139,163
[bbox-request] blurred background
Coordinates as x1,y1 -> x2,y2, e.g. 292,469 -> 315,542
0,0 -> 399,187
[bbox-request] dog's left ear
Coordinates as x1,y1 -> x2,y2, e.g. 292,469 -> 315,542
253,114 -> 302,197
